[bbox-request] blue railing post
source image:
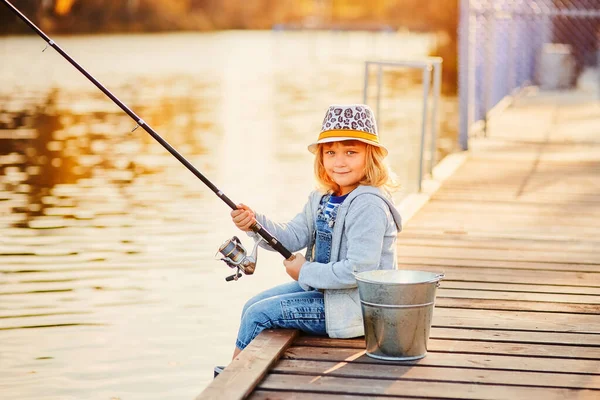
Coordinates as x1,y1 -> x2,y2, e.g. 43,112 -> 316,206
458,0 -> 471,150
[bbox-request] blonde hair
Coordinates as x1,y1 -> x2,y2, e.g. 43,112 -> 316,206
314,141 -> 399,194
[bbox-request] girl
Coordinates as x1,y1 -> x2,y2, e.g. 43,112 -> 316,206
230,104 -> 402,360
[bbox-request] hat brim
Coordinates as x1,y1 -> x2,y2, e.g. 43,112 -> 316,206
308,137 -> 388,156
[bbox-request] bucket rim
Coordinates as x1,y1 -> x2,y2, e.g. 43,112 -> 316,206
354,269 -> 444,285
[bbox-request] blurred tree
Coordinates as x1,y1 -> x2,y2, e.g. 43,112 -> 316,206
0,0 -> 461,90
1,0 -> 460,33
0,0 -> 41,33
54,0 -> 75,15
385,0 -> 459,93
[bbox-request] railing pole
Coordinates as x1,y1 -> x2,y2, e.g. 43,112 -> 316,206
429,60 -> 442,175
597,33 -> 600,101
376,63 -> 383,120
418,66 -> 432,192
508,17 -> 516,96
363,61 -> 369,104
458,0 -> 471,150
483,11 -> 494,137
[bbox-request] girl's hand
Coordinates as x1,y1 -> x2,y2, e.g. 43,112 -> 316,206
230,203 -> 256,232
283,253 -> 306,281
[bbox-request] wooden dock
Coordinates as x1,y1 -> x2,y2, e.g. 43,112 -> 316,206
198,90 -> 600,399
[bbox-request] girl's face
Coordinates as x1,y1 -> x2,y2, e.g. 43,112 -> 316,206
322,140 -> 367,195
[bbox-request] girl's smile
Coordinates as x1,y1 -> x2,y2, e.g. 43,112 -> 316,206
322,140 -> 367,195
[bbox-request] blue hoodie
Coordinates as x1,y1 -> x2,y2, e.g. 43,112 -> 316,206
250,185 -> 402,338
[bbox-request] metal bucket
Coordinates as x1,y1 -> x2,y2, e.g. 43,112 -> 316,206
355,269 -> 444,361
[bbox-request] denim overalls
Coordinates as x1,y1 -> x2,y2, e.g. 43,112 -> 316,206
235,193 -> 347,350
314,193 -> 347,263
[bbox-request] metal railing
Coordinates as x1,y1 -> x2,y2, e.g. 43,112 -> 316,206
459,0 -> 600,149
362,58 -> 442,192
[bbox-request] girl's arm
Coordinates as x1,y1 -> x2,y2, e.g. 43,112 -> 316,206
231,194 -> 315,253
298,200 -> 389,289
251,208 -> 311,253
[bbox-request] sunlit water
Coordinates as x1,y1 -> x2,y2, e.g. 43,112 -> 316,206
0,31 -> 457,399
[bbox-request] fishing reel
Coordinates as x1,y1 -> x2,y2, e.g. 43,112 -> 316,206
216,236 -> 262,282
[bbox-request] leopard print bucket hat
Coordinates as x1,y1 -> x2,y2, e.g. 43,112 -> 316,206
308,104 -> 388,156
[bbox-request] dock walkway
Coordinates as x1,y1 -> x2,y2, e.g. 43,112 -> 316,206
198,89 -> 600,399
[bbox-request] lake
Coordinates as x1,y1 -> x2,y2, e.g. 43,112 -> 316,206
0,30 -> 457,399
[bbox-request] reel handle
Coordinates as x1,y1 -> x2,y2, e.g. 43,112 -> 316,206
225,272 -> 243,282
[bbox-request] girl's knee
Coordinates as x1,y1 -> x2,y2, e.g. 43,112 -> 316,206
238,302 -> 274,348
241,299 -> 254,319
242,301 -> 270,325
241,293 -> 264,319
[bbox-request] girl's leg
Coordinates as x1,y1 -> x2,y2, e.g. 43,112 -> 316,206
240,281 -> 305,320
235,289 -> 326,351
233,281 -> 307,360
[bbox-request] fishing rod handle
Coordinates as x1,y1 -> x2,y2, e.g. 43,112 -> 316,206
251,222 -> 294,260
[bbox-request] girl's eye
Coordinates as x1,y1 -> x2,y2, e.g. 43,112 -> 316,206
346,151 -> 356,155
326,150 -> 335,156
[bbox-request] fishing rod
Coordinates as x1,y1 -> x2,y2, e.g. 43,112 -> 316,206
2,0 -> 294,281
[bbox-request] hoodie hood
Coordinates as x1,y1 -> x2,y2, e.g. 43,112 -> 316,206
333,185 -> 402,232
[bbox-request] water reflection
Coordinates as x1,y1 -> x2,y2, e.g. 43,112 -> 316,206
2,89 -> 88,227
0,76 -> 221,231
0,31 -> 457,399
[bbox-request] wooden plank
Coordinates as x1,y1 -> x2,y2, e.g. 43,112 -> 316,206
298,329 -> 600,347
404,227 -> 600,241
438,175 -> 600,186
439,178 -> 600,189
448,179 -> 600,188
283,346 -> 600,374
258,373 -> 600,400
429,327 -> 600,346
407,221 -> 600,235
272,359 -> 600,389
402,227 -> 600,245
421,208 -> 600,221
432,307 -> 600,333
416,207 -> 600,221
405,221 -> 600,237
398,234 -> 600,254
196,329 -> 298,400
443,184 -> 600,192
250,390 -> 408,399
398,264 -> 600,288
429,192 -> 600,207
427,199 -> 600,213
409,213 -> 600,230
442,172 -> 600,182
294,337 -> 600,359
395,244 -> 600,265
435,186 -> 600,198
437,288 -> 600,305
397,256 -> 600,273
439,281 -> 600,296
418,201 -> 600,218
435,297 -> 600,314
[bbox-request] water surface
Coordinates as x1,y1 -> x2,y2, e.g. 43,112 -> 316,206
0,30 -> 457,399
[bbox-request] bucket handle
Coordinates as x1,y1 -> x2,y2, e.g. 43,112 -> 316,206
354,271 -> 446,285
436,273 -> 445,288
